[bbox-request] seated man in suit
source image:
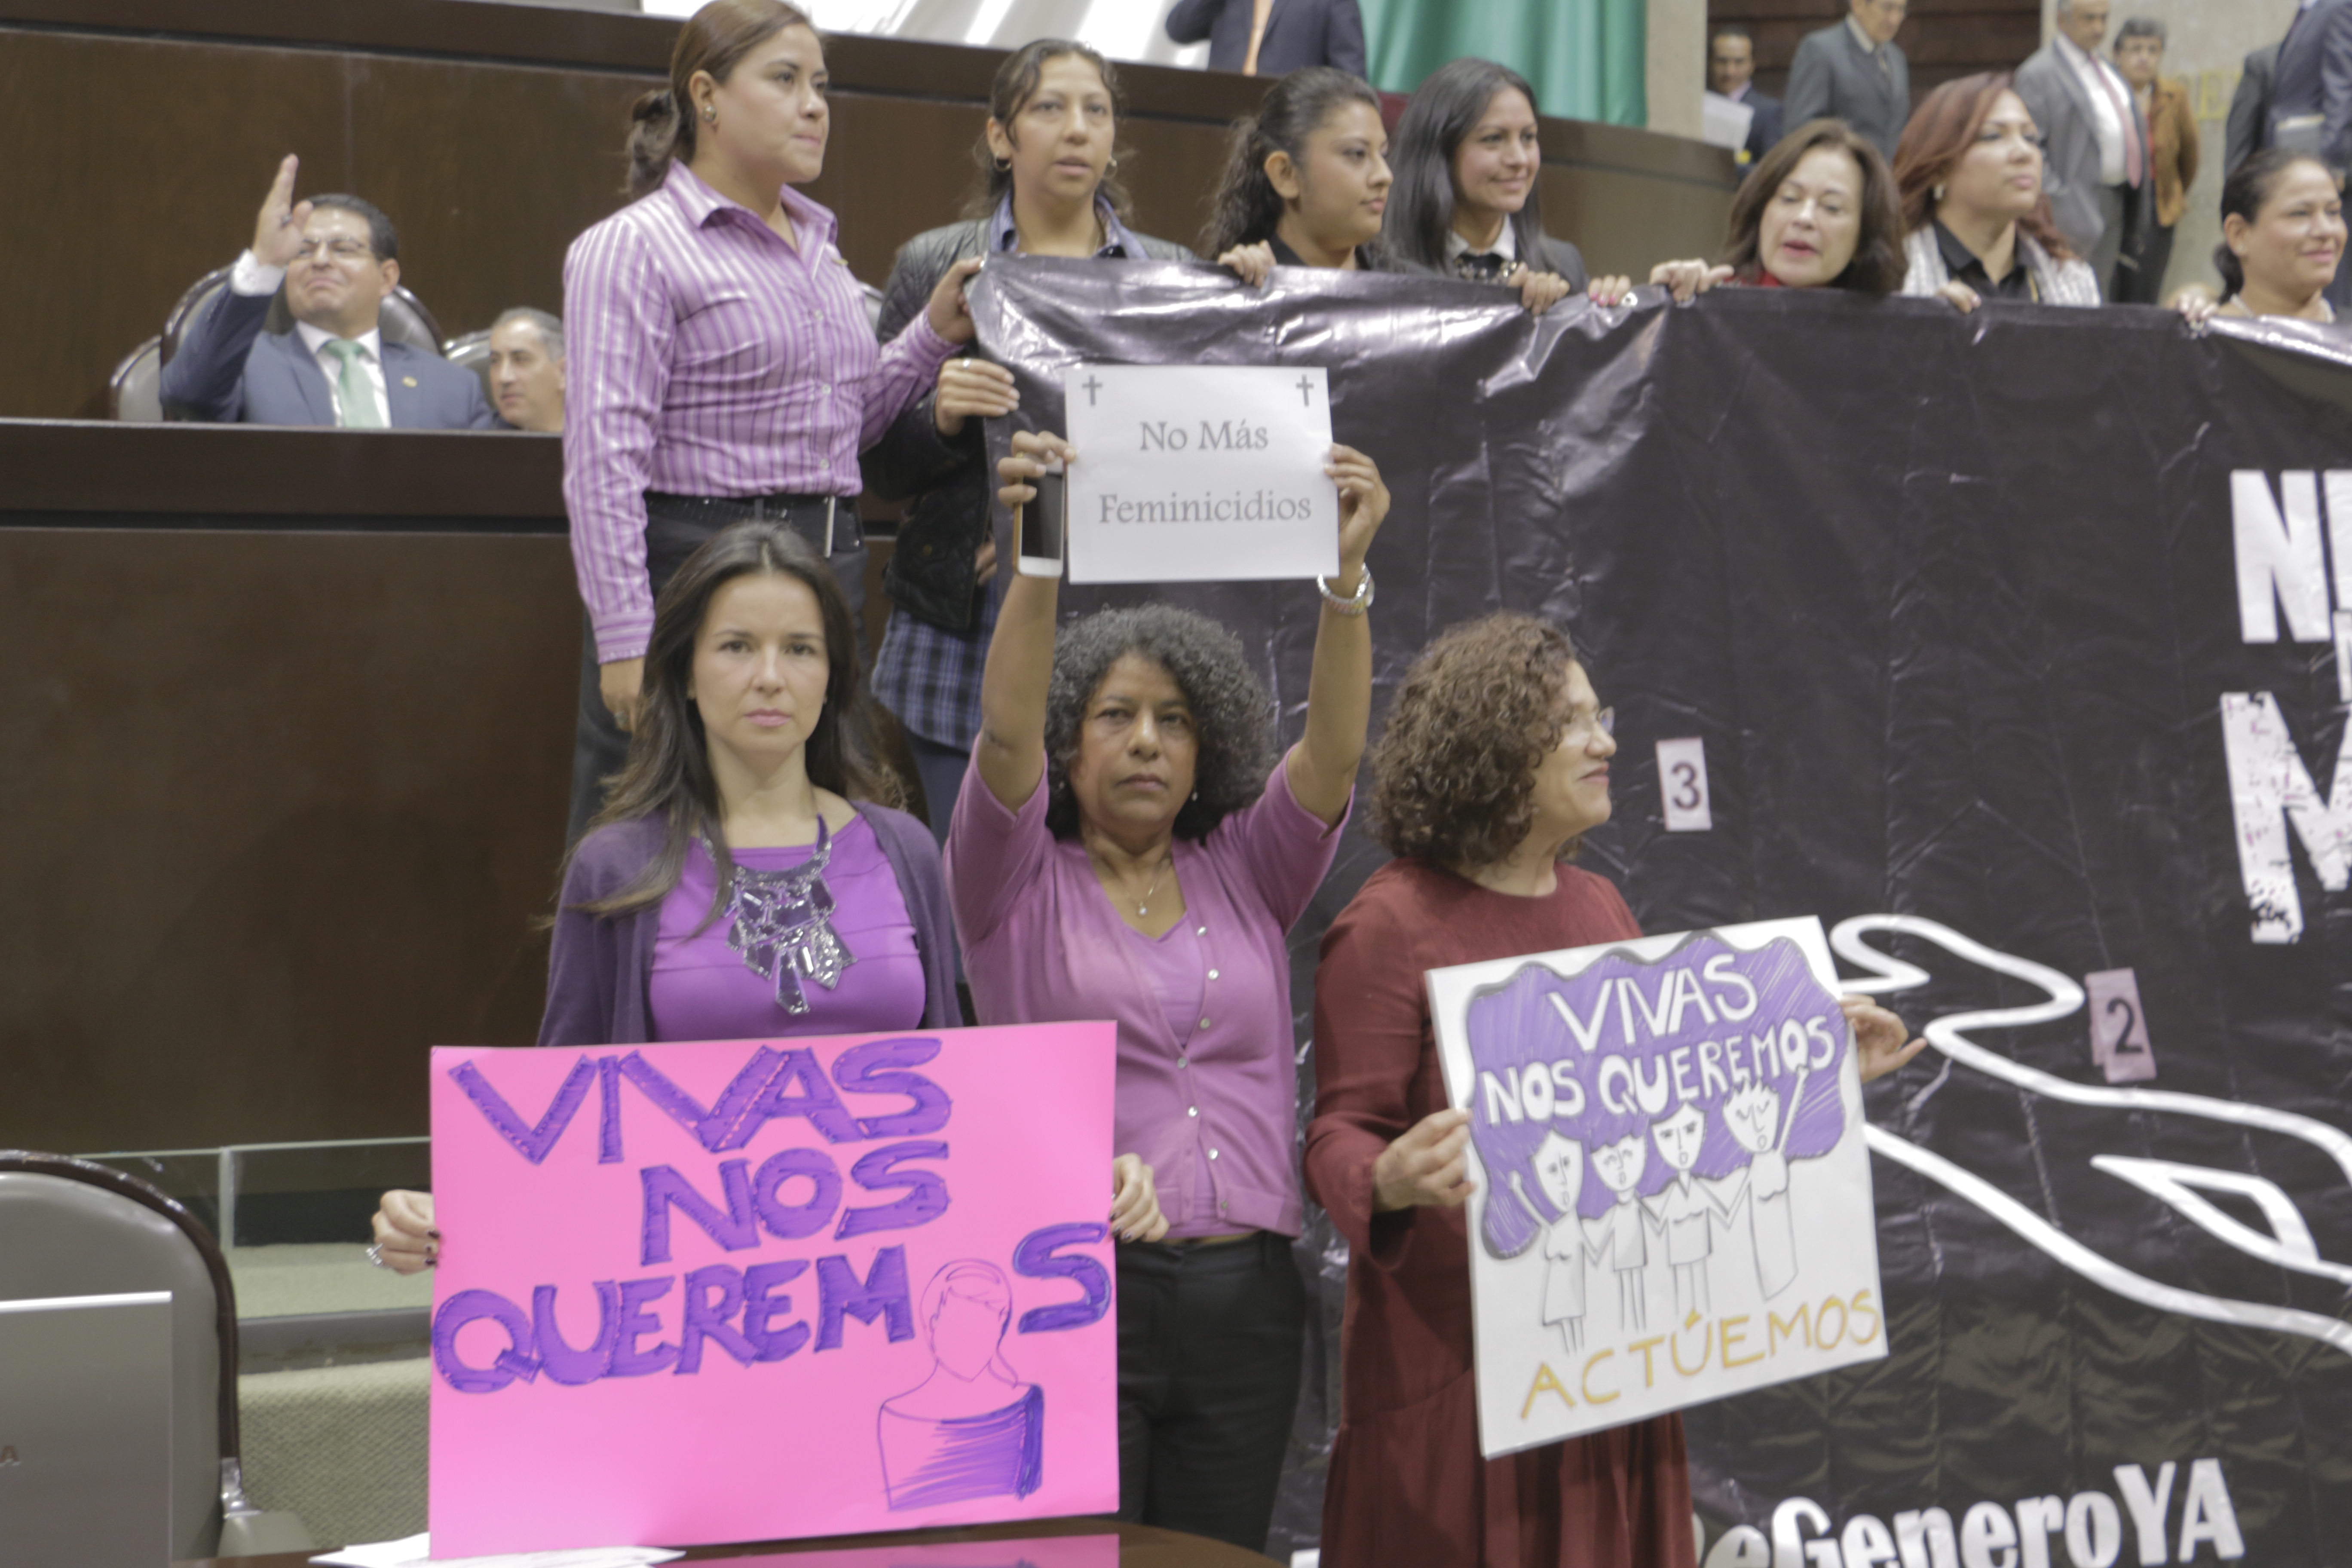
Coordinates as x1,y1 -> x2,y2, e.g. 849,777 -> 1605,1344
1709,24 -> 1785,165
160,155 -> 494,429
1164,0 -> 1366,79
1785,0 -> 1911,162
486,307 -> 565,434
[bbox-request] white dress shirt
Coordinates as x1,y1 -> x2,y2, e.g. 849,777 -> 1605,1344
229,248 -> 389,426
1444,220 -> 1519,267
2053,33 -> 2130,186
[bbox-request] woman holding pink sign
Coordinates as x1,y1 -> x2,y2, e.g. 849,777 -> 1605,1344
370,521 -> 960,1272
1305,612 -> 1923,1567
948,428 -> 1388,1551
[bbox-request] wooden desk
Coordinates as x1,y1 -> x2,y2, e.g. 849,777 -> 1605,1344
177,1517 -> 1277,1566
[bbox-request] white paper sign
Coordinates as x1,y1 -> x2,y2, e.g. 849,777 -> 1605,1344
1656,737 -> 1713,832
1701,91 -> 1756,153
1061,364 -> 1339,585
1428,917 -> 1887,1458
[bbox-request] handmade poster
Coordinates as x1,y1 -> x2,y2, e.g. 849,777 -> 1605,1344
1428,917 -> 1885,1458
1060,363 -> 1338,584
425,1025 -> 1119,1555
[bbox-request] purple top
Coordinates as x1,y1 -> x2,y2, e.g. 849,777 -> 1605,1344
649,817 -> 928,1041
946,750 -> 1346,1238
1125,920 -> 1208,1049
542,807 -> 959,1047
562,162 -> 957,662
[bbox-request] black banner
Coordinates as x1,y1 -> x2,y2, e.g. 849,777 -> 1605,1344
971,259 -> 2352,1566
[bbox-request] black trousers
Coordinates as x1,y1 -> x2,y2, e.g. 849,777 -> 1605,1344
1115,1230 -> 1305,1553
566,495 -> 866,847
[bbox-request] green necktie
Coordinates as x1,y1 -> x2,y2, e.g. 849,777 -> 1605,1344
323,338 -> 384,429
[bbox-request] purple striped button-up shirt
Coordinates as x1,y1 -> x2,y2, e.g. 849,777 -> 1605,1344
562,161 -> 955,662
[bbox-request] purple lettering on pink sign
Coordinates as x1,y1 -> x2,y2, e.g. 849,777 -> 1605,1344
450,1057 -> 596,1165
1458,933 -> 1846,1261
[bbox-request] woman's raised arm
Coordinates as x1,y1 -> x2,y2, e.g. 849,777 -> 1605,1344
1287,445 -> 1390,826
974,430 -> 1076,811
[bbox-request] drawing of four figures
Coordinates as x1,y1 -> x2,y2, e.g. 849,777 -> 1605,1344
1507,1076 -> 1804,1352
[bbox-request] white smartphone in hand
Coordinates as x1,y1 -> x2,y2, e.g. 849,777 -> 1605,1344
1018,456 -> 1066,578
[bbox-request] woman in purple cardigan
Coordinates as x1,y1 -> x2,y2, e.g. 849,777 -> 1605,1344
370,520 -> 957,1271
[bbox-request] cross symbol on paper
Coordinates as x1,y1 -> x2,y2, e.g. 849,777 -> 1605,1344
1297,375 -> 1315,406
1083,374 -> 1104,407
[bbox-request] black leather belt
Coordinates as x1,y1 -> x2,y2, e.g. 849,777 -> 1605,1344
643,491 -> 859,556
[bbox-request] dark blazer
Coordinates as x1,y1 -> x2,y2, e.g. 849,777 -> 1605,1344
2230,43 -> 2280,178
539,809 -> 961,1047
1164,0 -> 1367,79
2014,41 -> 2152,263
861,220 -> 1193,634
2271,0 -> 2352,172
1741,89 -> 1787,162
158,287 -> 496,428
1783,21 -> 1910,162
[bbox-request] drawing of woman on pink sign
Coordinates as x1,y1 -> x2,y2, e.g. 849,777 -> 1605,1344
878,1259 -> 1042,1510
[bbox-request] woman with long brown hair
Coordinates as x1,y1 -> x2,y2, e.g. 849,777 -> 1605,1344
864,38 -> 1194,840
369,522 -> 959,1270
1891,71 -> 2101,310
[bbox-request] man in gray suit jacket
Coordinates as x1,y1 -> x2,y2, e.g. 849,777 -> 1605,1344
1164,0 -> 1366,78
2015,0 -> 2148,299
1784,0 -> 1911,161
160,155 -> 494,429
2228,43 -> 2280,179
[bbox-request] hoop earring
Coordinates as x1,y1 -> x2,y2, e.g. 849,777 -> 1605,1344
993,156 -> 1012,172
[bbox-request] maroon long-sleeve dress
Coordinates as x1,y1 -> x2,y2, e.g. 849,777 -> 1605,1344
1305,858 -> 1697,1568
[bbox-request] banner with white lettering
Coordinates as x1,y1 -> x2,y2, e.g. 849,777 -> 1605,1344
971,259 -> 2352,1565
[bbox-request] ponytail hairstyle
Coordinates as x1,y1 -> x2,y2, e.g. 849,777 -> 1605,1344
1202,67 -> 1384,257
2215,148 -> 2334,300
571,520 -> 902,920
968,40 -> 1133,220
626,0 -> 817,200
1381,58 -> 1562,276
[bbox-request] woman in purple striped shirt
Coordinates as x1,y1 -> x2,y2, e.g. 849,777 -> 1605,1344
562,0 -> 985,845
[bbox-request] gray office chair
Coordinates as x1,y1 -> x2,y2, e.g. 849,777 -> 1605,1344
0,1152 -> 310,1558
110,336 -> 164,421
442,328 -> 494,409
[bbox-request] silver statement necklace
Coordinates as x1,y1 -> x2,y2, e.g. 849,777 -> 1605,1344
716,818 -> 854,1016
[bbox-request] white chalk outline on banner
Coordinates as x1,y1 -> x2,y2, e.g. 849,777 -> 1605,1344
1833,914 -> 2352,1358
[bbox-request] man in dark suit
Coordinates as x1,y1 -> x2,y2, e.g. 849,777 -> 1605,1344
2271,0 -> 2352,174
1709,24 -> 1785,164
159,155 -> 494,429
2229,43 -> 2280,178
2015,0 -> 2149,298
1164,0 -> 1367,79
1784,0 -> 1911,162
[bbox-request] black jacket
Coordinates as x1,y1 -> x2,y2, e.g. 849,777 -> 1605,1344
862,218 -> 1194,632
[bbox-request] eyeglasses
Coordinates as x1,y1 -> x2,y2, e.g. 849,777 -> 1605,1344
291,239 -> 374,264
1563,707 -> 1615,744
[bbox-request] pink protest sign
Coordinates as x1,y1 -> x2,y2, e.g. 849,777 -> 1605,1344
425,1025 -> 1118,1556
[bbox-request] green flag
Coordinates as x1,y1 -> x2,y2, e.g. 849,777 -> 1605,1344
1357,0 -> 1647,127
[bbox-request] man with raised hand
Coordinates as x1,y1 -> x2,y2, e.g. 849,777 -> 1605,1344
160,154 -> 495,429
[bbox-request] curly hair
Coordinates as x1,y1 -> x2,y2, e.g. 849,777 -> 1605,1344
1369,613 -> 1580,869
1042,605 -> 1274,842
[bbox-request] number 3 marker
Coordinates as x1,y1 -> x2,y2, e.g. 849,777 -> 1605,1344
1655,738 -> 1712,832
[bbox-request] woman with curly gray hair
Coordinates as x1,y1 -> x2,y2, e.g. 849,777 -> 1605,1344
1302,612 -> 1924,1565
947,426 -> 1389,1551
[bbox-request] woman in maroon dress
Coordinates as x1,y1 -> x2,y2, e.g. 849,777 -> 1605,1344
1304,613 -> 1922,1568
